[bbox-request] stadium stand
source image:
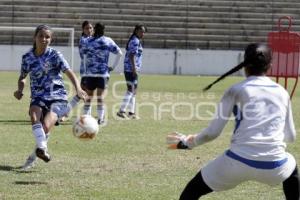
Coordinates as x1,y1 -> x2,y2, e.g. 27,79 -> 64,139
0,0 -> 300,49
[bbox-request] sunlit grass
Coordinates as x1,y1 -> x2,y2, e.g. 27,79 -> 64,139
0,71 -> 299,200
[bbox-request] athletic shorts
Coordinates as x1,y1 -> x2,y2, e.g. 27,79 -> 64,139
124,71 -> 138,91
81,76 -> 109,90
30,98 -> 69,119
201,150 -> 296,191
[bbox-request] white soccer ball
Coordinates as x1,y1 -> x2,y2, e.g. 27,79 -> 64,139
72,115 -> 99,140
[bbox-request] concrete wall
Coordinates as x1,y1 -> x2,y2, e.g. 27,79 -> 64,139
0,45 -> 245,75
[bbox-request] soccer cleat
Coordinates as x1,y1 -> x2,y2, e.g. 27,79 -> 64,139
21,155 -> 37,170
128,112 -> 139,120
117,111 -> 127,119
97,119 -> 104,125
35,148 -> 51,163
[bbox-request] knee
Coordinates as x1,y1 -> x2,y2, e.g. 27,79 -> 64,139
31,118 -> 41,125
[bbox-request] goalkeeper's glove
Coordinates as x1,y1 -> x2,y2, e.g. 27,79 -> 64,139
166,132 -> 196,150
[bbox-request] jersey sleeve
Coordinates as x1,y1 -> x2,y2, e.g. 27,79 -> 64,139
20,54 -> 30,78
283,99 -> 296,143
194,87 -> 236,146
78,38 -> 85,59
79,37 -> 88,59
108,37 -> 121,54
56,51 -> 71,72
128,38 -> 139,55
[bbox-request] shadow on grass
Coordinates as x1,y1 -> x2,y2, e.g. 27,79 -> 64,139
0,119 -> 72,125
14,181 -> 47,185
0,120 -> 31,125
0,165 -> 17,171
0,165 -> 37,174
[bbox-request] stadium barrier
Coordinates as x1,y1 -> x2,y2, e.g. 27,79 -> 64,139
0,45 -> 245,76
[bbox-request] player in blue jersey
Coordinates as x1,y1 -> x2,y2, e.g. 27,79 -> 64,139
79,20 -> 93,79
78,20 -> 94,115
14,25 -> 87,170
117,24 -> 146,119
80,22 -> 122,124
167,43 -> 299,200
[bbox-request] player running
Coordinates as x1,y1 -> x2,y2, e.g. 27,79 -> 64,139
167,43 -> 299,200
14,25 -> 87,170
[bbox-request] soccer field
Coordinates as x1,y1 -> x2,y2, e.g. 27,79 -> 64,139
0,71 -> 299,200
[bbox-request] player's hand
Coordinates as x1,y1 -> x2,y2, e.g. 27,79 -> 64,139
108,66 -> 113,72
14,90 -> 23,100
166,132 -> 197,150
76,89 -> 88,102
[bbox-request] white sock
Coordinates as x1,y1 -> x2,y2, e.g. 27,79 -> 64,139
61,95 -> 81,116
128,95 -> 136,114
32,123 -> 47,150
83,104 -> 92,115
97,105 -> 105,122
70,95 -> 81,108
120,91 -> 133,112
28,132 -> 49,159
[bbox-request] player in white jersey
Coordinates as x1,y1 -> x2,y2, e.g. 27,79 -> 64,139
167,43 -> 299,200
14,25 -> 87,169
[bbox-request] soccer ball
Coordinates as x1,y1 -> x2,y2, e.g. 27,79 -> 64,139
72,115 -> 99,140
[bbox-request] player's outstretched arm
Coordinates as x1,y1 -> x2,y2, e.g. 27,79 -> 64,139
166,132 -> 197,150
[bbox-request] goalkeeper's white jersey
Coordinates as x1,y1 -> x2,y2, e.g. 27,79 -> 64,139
201,76 -> 296,162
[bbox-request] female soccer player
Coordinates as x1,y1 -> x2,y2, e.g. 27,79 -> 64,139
117,24 -> 146,119
167,43 -> 299,200
14,25 -> 87,169
80,22 -> 122,124
78,20 -> 94,115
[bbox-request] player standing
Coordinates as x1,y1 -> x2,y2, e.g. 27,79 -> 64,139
14,25 -> 87,170
117,24 -> 146,119
167,43 -> 299,200
71,20 -> 94,116
80,22 -> 122,124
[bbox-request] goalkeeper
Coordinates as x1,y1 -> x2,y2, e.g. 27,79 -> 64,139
167,43 -> 299,200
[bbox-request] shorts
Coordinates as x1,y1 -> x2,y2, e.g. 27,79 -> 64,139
81,76 -> 109,90
30,98 -> 69,119
124,71 -> 138,92
201,150 -> 296,191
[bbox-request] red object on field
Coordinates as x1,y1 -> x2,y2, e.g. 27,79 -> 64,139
267,16 -> 299,99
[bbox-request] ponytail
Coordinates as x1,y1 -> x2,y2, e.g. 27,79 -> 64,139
203,62 -> 245,91
203,43 -> 271,92
126,24 -> 145,50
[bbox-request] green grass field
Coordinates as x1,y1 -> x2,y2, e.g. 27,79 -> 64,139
0,71 -> 299,200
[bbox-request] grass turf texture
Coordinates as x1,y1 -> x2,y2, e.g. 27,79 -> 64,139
0,72 -> 299,200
